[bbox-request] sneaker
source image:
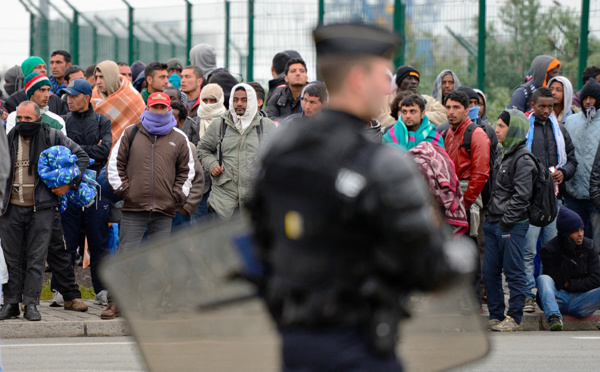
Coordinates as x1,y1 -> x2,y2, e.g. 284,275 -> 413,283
548,314 -> 563,331
94,290 -> 108,306
491,316 -> 522,332
50,291 -> 64,307
523,298 -> 535,313
596,322 -> 600,331
487,319 -> 501,330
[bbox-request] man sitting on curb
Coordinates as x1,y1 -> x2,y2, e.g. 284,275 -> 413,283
537,206 -> 600,331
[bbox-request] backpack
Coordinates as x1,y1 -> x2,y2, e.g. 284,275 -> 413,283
510,150 -> 558,227
442,119 -> 498,207
218,117 -> 264,166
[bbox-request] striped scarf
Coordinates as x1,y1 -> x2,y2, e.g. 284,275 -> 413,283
382,114 -> 444,151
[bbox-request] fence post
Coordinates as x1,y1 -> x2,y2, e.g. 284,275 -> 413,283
225,0 -> 230,69
579,0 -> 590,90
318,0 -> 324,25
477,0 -> 485,91
185,0 -> 192,65
122,0 -> 134,64
247,0 -> 254,81
393,0 -> 405,68
71,9 -> 79,65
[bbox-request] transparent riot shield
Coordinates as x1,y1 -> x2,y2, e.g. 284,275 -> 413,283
100,215 -> 489,372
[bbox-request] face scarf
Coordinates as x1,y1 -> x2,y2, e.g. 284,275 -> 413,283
8,120 -> 52,175
140,109 -> 177,136
382,114 -> 444,151
228,83 -> 258,132
197,83 -> 226,138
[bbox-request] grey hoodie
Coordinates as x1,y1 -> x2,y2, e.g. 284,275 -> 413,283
508,55 -> 559,112
190,44 -> 218,78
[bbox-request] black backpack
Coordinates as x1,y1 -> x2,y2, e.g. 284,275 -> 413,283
510,150 -> 558,227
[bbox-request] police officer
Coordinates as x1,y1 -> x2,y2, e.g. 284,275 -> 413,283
247,22 -> 459,371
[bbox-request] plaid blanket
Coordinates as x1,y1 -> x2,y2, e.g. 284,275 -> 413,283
409,142 -> 469,236
91,76 -> 146,146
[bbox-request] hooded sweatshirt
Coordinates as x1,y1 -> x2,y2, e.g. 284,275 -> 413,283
95,60 -> 122,97
229,83 -> 258,133
508,55 -> 561,112
4,65 -> 24,96
431,70 -> 461,102
548,76 -> 578,124
565,78 -> 600,200
474,89 -> 487,121
190,43 -> 218,79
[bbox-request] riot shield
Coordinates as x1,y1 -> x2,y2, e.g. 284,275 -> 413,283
100,215 -> 489,372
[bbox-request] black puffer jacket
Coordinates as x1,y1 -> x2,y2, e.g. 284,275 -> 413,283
486,142 -> 537,230
541,236 -> 600,293
4,90 -> 68,116
529,119 -> 577,181
64,104 -> 112,172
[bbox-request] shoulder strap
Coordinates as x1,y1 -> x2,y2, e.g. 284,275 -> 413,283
128,125 -> 139,148
54,129 -> 59,146
459,122 -> 478,156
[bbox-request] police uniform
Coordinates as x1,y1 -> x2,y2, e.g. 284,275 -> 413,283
248,22 -> 453,372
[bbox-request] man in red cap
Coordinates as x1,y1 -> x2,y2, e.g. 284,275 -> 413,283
104,92 -> 195,319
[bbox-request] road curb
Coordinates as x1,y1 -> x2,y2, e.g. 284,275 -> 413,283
0,319 -> 129,339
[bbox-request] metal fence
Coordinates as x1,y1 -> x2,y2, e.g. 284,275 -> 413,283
15,0 -> 600,119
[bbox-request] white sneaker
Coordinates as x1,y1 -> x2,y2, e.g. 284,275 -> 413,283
50,291 -> 64,307
523,298 -> 535,313
94,290 -> 108,305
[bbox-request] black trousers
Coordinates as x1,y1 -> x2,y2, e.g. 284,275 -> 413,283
281,327 -> 403,372
0,205 -> 53,305
48,209 -> 81,301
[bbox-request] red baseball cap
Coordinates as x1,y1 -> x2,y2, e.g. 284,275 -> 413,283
147,92 -> 171,107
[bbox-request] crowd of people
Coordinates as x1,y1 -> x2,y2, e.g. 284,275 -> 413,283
0,43 -> 599,332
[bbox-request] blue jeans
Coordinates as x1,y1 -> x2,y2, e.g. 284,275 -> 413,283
190,191 -> 210,225
483,221 -> 529,323
564,196 -> 600,253
525,216 -> 558,299
171,211 -> 191,232
537,274 -> 600,320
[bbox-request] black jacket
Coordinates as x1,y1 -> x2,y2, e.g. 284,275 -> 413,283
541,236 -> 600,293
2,128 -> 89,214
265,85 -> 303,123
249,110 -> 452,328
4,90 -> 68,116
529,118 -> 577,181
486,142 -> 537,230
266,74 -> 286,105
64,104 -> 112,172
179,117 -> 200,146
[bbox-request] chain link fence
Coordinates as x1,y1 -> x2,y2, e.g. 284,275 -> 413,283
12,0 -> 600,119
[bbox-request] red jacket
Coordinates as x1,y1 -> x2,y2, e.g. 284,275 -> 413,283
444,117 -> 491,209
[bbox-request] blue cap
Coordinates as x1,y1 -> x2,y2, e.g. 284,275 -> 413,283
62,78 -> 92,97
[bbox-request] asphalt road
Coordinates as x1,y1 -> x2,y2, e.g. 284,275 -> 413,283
449,331 -> 600,372
1,332 -> 599,372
